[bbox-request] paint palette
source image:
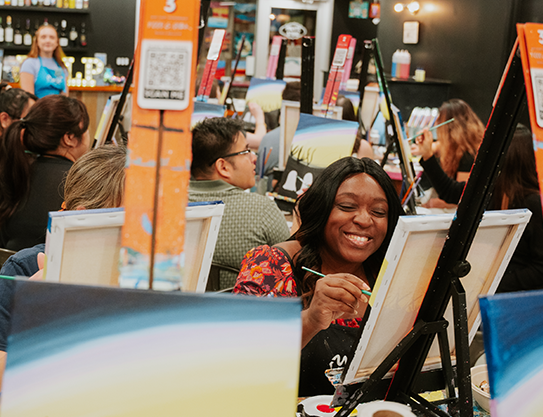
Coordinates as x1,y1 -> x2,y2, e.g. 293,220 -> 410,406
299,395 -> 361,417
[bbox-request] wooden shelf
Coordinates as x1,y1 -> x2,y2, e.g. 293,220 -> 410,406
0,44 -> 89,53
0,6 -> 89,14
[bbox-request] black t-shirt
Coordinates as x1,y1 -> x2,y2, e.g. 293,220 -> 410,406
0,156 -> 72,251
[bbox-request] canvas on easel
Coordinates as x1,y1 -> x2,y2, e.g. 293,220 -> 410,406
191,101 -> 226,129
341,209 -> 531,385
279,100 -> 344,169
479,289 -> 543,417
44,208 -> 125,287
1,280 -> 301,417
45,202 -> 224,292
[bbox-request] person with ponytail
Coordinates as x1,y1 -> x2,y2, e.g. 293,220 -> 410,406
0,95 -> 90,251
0,86 -> 36,136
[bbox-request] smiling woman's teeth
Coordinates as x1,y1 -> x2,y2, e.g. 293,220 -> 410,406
346,233 -> 369,245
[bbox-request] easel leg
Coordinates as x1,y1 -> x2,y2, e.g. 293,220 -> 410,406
451,278 -> 473,417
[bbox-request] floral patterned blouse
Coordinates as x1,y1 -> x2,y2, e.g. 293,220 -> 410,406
233,245 -> 362,328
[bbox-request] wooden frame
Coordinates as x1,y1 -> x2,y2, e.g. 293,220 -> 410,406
44,202 -> 224,292
182,202 -> 225,292
44,208 -> 125,287
279,100 -> 343,169
342,209 -> 531,385
93,94 -> 121,148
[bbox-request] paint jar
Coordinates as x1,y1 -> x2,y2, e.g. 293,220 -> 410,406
391,49 -> 400,78
415,68 -> 426,82
399,49 -> 411,79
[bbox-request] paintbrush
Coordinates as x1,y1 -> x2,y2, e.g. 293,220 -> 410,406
407,117 -> 455,143
301,266 -> 372,297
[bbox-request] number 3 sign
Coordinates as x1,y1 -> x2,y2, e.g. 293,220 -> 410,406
164,0 -> 176,13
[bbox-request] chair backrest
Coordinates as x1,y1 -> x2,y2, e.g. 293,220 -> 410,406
206,262 -> 240,292
0,248 -> 17,269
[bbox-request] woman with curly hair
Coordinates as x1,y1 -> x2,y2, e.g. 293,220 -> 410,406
422,99 -> 484,182
233,156 -> 404,396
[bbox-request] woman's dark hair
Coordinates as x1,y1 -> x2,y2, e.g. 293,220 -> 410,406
294,157 -> 404,306
337,95 -> 357,122
0,88 -> 36,120
491,124 -> 540,210
436,99 -> 484,177
0,95 -> 89,225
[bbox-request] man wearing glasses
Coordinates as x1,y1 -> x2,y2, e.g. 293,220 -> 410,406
189,117 -> 290,290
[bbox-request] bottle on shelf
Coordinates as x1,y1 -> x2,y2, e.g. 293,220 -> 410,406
38,0 -> 44,6
0,18 -> 4,45
79,21 -> 87,47
63,0 -> 69,8
44,0 -> 51,6
13,19 -> 22,45
75,0 -> 82,9
34,19 -> 39,32
59,19 -> 68,47
23,18 -> 32,46
69,25 -> 77,47
69,0 -> 75,8
25,0 -> 31,6
4,0 -> 10,5
17,0 -> 24,6
53,20 -> 59,32
0,1 -> 4,7
31,0 -> 38,6
83,0 -> 88,8
5,16 -> 14,46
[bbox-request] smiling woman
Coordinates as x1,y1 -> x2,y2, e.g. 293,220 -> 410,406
19,25 -> 70,99
233,156 -> 404,397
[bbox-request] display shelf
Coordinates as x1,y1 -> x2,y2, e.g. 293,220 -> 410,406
1,44 -> 88,52
0,6 -> 89,14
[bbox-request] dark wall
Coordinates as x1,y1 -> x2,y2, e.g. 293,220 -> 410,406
83,0 -> 136,75
375,0 -> 518,123
331,1 -> 377,79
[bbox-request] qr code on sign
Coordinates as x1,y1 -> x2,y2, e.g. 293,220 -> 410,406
144,48 -> 188,101
536,75 -> 543,121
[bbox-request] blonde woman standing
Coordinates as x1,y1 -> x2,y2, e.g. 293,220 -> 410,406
19,25 -> 69,98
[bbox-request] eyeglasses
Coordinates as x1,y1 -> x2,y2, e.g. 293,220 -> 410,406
209,149 -> 256,165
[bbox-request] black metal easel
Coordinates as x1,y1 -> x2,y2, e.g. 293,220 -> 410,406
371,39 -> 416,215
104,58 -> 134,146
334,41 -> 526,417
300,36 -> 315,115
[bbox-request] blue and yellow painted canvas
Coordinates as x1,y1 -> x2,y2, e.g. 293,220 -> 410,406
291,113 -> 358,168
1,280 -> 301,417
245,78 -> 286,113
479,290 -> 543,417
191,102 -> 226,129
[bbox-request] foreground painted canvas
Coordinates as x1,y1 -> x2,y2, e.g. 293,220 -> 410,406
479,290 -> 543,417
1,280 -> 301,417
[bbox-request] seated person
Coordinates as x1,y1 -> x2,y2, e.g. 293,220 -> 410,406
416,124 -> 543,292
0,145 -> 126,387
0,95 -> 90,251
233,156 -> 404,396
0,85 -> 36,136
189,117 -> 290,290
411,99 -> 484,208
0,145 -> 126,278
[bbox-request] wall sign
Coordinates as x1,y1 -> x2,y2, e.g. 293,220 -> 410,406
279,22 -> 307,40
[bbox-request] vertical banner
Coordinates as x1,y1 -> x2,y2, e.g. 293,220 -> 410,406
321,34 -> 352,117
518,23 -> 543,191
120,0 -> 200,290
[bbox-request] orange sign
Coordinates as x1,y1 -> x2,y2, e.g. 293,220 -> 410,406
518,23 -> 543,192
120,0 -> 199,290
